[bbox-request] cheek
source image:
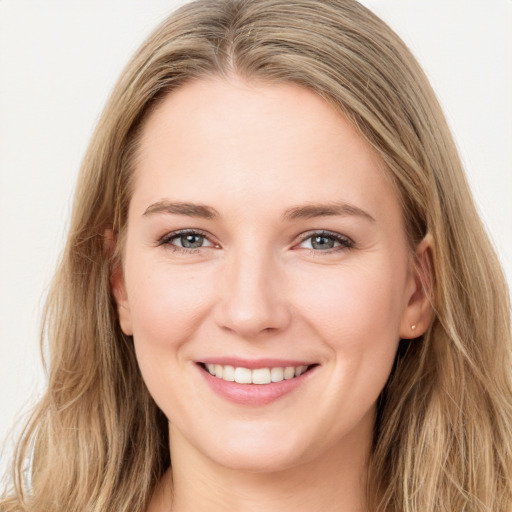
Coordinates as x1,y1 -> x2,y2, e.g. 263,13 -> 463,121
292,257 -> 408,406
124,259 -> 219,423
289,260 -> 407,437
297,261 -> 406,340
124,258 -> 215,360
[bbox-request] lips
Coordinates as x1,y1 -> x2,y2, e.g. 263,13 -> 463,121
197,358 -> 317,405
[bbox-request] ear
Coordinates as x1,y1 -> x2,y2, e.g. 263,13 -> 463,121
399,234 -> 434,339
105,229 -> 133,336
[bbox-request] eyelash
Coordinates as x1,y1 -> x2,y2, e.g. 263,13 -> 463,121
158,229 -> 214,254
296,230 -> 355,253
157,229 -> 354,254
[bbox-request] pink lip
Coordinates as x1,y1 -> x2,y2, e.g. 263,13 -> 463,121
196,361 -> 317,406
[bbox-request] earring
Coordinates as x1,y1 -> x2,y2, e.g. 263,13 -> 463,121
411,324 -> 417,332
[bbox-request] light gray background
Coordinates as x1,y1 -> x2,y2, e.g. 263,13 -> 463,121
1,0 -> 511,477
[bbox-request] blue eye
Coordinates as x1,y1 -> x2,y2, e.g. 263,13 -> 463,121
175,233 -> 207,249
299,231 -> 354,251
158,229 -> 352,254
159,230 -> 215,250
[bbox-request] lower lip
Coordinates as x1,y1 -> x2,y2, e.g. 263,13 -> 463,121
198,365 -> 316,406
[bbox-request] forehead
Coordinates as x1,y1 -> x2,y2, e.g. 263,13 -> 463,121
131,77 -> 399,225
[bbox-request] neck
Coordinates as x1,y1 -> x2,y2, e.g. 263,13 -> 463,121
151,418 -> 372,512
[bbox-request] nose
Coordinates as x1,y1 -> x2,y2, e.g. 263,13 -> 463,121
214,249 -> 292,339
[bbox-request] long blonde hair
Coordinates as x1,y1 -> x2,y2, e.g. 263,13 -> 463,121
2,1 -> 511,511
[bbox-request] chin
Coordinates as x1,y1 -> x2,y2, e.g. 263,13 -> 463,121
193,424 -> 320,474
210,443 -> 309,474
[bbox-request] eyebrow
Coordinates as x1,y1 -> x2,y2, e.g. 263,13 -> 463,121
282,202 -> 376,222
143,201 -> 219,219
142,200 -> 375,222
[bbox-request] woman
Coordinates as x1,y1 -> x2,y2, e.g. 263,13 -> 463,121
2,0 -> 511,511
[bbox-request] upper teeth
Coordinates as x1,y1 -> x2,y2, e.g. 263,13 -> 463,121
205,364 -> 309,384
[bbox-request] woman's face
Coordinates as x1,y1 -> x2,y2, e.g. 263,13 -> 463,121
113,77 -> 427,472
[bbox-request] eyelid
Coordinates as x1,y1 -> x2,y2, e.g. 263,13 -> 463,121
156,228 -> 353,253
295,230 -> 355,251
157,228 -> 219,249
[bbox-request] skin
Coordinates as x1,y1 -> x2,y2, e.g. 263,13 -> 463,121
112,77 -> 432,512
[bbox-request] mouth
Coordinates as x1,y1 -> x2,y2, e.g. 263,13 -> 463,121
199,362 -> 315,384
196,359 -> 318,405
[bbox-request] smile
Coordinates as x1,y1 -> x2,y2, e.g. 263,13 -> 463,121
197,358 -> 318,405
204,363 -> 310,384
